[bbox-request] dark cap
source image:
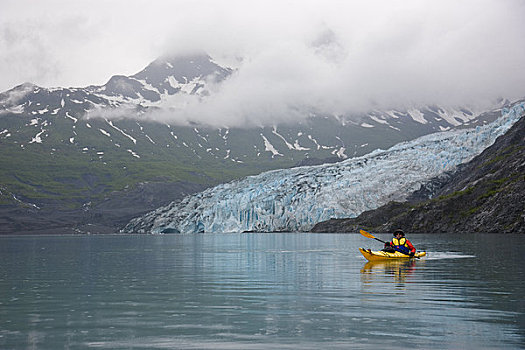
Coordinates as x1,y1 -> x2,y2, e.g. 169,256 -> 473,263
393,229 -> 405,237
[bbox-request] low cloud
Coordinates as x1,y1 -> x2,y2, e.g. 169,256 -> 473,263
2,0 -> 525,126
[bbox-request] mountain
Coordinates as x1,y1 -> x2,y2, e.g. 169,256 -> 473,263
0,52 -> 511,234
311,101 -> 525,234
122,101 -> 524,234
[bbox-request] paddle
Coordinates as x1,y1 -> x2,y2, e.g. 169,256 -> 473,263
359,229 -> 418,259
359,229 -> 388,244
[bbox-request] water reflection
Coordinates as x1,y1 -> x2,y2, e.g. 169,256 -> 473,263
361,259 -> 426,286
1,234 -> 524,349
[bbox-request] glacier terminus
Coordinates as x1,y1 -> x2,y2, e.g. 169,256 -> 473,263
123,102 -> 525,234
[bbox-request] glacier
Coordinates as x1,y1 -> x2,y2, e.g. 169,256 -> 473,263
123,102 -> 525,234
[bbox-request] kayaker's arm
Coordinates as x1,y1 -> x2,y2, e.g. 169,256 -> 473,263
406,240 -> 416,256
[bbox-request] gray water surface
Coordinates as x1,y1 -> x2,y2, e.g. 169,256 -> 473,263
1,233 -> 524,349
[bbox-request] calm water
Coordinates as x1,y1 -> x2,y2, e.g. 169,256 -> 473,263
1,233 -> 524,349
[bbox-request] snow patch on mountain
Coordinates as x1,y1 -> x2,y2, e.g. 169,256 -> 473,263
107,119 -> 137,144
407,109 -> 427,124
29,128 -> 46,144
65,112 -> 78,123
369,115 -> 389,125
261,134 -> 283,157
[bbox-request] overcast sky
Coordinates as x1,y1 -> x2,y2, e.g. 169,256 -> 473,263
1,0 -> 524,123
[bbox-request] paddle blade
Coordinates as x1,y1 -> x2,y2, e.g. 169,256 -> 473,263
359,229 -> 375,239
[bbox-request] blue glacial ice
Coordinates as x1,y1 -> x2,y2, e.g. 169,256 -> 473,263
124,102 -> 525,233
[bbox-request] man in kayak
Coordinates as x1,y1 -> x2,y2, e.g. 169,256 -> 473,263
383,229 -> 416,256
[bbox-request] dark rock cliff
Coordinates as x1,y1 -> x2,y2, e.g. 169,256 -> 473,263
311,113 -> 525,233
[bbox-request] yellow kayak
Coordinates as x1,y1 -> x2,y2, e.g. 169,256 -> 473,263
359,247 -> 427,261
